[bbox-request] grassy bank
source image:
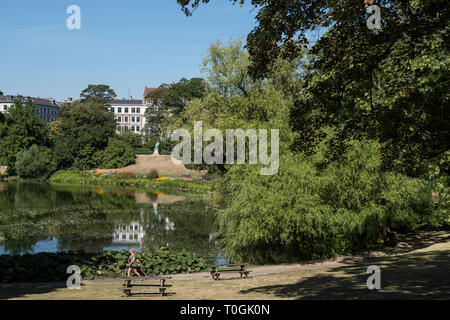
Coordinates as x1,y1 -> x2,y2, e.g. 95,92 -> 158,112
49,170 -> 211,192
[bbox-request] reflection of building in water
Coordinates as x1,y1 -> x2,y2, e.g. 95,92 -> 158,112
113,222 -> 146,245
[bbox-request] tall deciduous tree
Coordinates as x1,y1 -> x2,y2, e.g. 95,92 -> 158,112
80,84 -> 117,104
179,0 -> 450,175
0,99 -> 49,174
53,102 -> 116,169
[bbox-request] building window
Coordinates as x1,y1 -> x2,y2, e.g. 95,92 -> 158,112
117,116 -> 121,122
136,108 -> 140,113
4,105 -> 7,111
131,108 -> 135,113
118,107 -> 122,113
125,116 -> 128,122
131,117 -> 135,122
136,117 -> 140,122
136,126 -> 140,132
131,126 -> 135,132
125,107 -> 129,113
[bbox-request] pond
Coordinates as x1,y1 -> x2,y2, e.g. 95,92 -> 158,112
0,182 -> 226,264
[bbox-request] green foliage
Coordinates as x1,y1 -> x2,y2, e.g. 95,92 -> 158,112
15,145 -> 56,180
146,77 -> 206,116
80,84 -> 117,104
171,38 -> 297,175
147,169 -> 159,180
95,138 -> 136,169
53,102 -> 116,169
49,170 -> 211,192
52,138 -> 74,170
117,132 -> 143,149
0,99 -> 49,175
216,139 -> 444,264
0,249 -> 208,282
180,1 -> 449,176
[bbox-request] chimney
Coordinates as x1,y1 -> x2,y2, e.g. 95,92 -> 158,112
129,96 -> 133,100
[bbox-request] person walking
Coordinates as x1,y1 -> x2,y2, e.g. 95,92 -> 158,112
127,249 -> 141,277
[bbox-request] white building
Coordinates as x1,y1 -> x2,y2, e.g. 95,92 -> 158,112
109,87 -> 159,135
109,99 -> 146,134
0,95 -> 59,123
113,221 -> 146,245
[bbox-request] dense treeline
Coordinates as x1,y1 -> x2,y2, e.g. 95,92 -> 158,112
0,88 -> 139,179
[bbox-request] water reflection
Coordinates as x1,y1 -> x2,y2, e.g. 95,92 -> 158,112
0,182 -> 220,263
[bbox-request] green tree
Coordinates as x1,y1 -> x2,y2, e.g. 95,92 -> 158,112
15,145 -> 55,179
80,84 -> 117,104
144,77 -> 207,139
117,132 -> 143,149
179,0 -> 449,176
146,78 -> 206,115
95,137 -> 136,169
54,102 -> 116,169
0,99 -> 49,174
170,38 -> 298,174
215,139 -> 440,264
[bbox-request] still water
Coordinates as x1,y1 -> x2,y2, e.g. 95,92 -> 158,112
0,182 -> 225,264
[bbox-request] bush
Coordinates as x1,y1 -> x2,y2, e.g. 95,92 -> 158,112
216,140 -> 444,264
95,137 -> 136,169
147,169 -> 159,180
15,145 -> 56,179
0,249 -> 208,282
53,139 -> 74,170
117,132 -> 143,149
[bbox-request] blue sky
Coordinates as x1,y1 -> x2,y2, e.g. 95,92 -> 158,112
0,0 -> 258,100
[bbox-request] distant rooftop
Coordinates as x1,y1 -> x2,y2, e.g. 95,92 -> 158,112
109,99 -> 143,105
0,95 -> 58,107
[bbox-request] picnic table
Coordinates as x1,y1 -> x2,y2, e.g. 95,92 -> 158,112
210,263 -> 252,280
119,276 -> 173,297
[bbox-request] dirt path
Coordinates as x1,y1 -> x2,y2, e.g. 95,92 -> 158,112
94,155 -> 204,178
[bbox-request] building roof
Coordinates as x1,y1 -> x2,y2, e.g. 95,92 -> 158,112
32,98 -> 58,107
0,95 -> 13,103
143,87 -> 158,98
0,95 -> 58,107
109,99 -> 143,105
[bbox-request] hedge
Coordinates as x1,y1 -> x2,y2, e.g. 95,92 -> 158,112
0,249 -> 208,282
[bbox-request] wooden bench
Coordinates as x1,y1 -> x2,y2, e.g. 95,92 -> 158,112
119,276 -> 173,297
210,264 -> 252,280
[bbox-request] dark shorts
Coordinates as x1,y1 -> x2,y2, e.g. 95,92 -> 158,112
130,265 -> 138,269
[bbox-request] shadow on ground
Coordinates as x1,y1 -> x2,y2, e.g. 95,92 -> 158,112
0,282 -> 74,300
240,234 -> 450,299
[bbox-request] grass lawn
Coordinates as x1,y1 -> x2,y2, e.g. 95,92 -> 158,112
2,230 -> 449,300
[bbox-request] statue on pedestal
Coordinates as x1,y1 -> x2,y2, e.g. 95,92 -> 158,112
154,141 -> 160,155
